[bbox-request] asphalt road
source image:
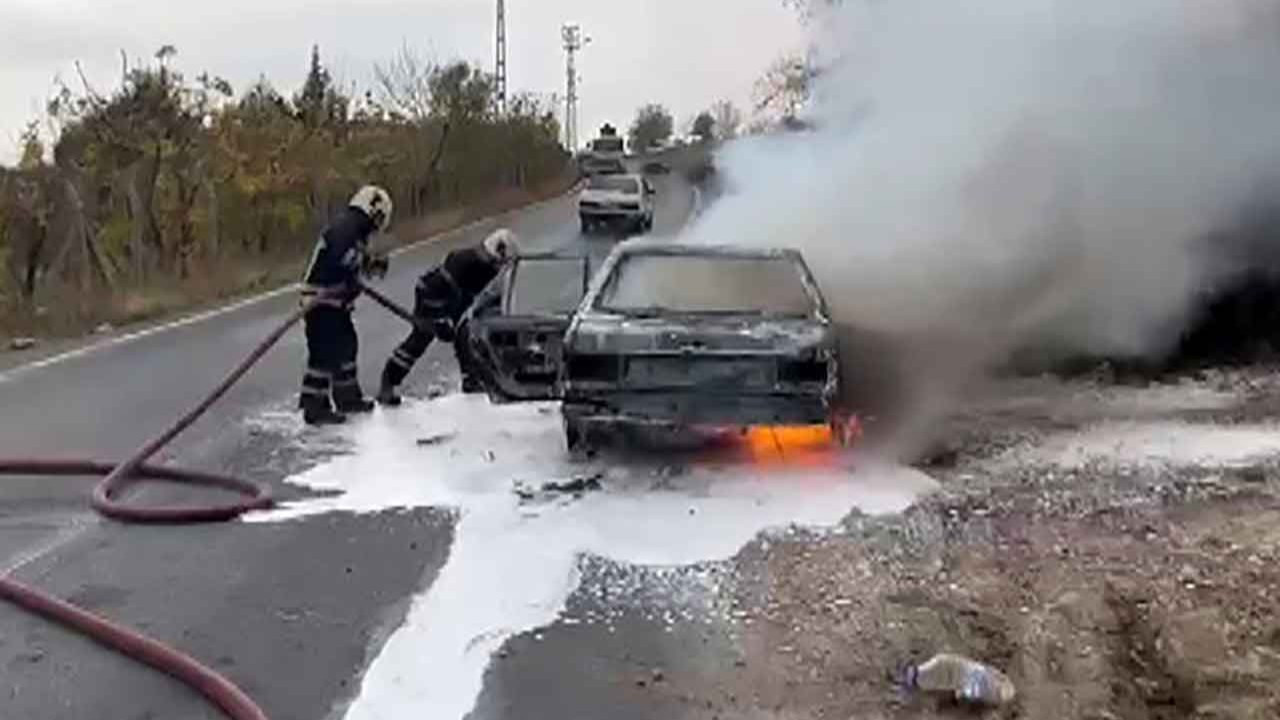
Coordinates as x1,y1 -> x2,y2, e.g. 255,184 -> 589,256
0,167 -> 699,719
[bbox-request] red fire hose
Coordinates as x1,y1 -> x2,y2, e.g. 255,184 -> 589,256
0,286 -> 423,719
0,296 -> 338,719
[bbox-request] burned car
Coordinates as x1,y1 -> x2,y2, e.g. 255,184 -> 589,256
459,252 -> 592,402
559,243 -> 841,451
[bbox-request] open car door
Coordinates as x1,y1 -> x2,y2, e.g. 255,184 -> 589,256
461,253 -> 591,403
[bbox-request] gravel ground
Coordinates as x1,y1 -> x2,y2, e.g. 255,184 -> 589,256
645,367 -> 1280,719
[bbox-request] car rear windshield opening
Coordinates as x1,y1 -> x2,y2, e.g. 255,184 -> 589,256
587,176 -> 639,193
597,255 -> 815,316
509,259 -> 587,315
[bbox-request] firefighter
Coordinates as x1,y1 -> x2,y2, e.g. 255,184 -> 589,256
299,185 -> 393,426
376,228 -> 522,406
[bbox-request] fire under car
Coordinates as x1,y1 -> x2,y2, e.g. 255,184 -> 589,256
461,242 -> 844,453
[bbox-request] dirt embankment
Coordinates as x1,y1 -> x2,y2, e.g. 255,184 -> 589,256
658,371 -> 1280,719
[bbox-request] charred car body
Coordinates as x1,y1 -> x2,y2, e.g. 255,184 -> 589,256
464,242 -> 842,452
560,243 -> 840,449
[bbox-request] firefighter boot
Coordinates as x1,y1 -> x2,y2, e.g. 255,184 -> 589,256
460,373 -> 483,394
376,364 -> 404,407
376,384 -> 403,407
333,383 -> 375,414
301,394 -> 347,426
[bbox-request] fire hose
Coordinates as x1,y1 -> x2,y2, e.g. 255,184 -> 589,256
0,285 -> 422,720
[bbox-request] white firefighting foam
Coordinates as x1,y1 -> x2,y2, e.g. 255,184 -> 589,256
253,395 -> 936,720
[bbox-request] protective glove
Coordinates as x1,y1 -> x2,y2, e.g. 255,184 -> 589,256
362,253 -> 390,281
432,318 -> 457,342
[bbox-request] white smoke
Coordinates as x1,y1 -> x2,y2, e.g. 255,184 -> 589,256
688,0 -> 1280,456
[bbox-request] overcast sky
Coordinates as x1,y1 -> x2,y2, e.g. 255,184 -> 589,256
0,0 -> 805,160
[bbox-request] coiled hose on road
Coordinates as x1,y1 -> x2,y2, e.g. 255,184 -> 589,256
0,286 -> 421,720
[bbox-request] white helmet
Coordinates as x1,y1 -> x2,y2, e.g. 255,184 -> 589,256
350,185 -> 393,232
482,228 -> 521,264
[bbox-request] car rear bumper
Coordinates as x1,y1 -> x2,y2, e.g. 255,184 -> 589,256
562,391 -> 832,427
580,207 -> 645,218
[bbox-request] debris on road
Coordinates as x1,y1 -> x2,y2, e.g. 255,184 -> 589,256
8,337 -> 37,351
635,669 -> 665,688
416,433 -> 458,447
513,473 -> 604,502
94,322 -> 114,334
543,474 -> 603,495
903,652 -> 1015,707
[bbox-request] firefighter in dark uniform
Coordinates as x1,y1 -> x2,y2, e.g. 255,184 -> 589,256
299,185 -> 393,425
376,229 -> 521,406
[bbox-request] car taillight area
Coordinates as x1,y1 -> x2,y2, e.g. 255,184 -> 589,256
566,353 -> 834,392
778,359 -> 829,384
567,355 -> 622,382
626,357 -> 774,388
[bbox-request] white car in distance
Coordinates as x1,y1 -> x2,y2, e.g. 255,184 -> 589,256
578,174 -> 655,235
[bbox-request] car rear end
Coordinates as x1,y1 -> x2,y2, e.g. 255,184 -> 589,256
561,245 -> 841,434
579,175 -> 648,232
563,321 -> 838,428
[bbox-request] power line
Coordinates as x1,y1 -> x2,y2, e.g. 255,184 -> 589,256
561,23 -> 588,151
495,0 -> 508,115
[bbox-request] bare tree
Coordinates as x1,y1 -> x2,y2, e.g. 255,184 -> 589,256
753,55 -> 815,121
374,44 -> 437,123
691,112 -> 716,143
782,0 -> 842,22
711,100 -> 743,140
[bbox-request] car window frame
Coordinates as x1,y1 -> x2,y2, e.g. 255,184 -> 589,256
500,254 -> 593,318
589,250 -> 821,319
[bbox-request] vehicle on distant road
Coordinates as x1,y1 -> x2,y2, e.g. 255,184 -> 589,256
559,243 -> 841,452
578,173 -> 655,234
589,134 -> 625,160
580,156 -> 627,177
588,124 -> 625,160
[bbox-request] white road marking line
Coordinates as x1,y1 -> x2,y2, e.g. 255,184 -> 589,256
0,515 -> 95,577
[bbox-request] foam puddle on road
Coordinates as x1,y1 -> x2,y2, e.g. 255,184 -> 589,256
251,395 -> 937,720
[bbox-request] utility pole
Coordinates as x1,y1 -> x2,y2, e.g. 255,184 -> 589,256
495,0 -> 508,115
561,23 -> 588,151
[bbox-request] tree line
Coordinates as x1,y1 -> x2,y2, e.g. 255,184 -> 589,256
0,45 -> 567,334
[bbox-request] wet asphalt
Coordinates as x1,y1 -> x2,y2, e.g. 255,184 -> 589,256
0,167 -> 699,720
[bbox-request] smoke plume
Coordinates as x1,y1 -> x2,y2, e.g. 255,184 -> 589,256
687,0 -> 1280,458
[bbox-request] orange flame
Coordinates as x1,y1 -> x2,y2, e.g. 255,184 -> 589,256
742,424 -> 836,464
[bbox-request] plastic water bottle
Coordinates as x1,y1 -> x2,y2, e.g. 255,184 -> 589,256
905,653 -> 1016,707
